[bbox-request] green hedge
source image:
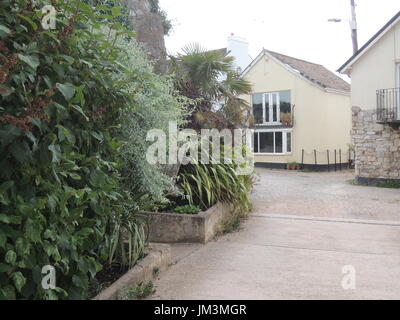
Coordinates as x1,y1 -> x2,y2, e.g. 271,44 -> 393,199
0,0 -> 139,299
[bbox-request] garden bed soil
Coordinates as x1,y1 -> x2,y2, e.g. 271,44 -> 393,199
93,244 -> 171,300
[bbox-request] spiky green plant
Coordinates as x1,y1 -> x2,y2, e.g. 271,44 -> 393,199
107,210 -> 149,270
180,145 -> 255,213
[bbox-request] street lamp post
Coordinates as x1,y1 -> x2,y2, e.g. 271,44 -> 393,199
328,0 -> 359,54
350,0 -> 359,54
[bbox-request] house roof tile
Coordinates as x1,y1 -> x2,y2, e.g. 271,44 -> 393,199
266,50 -> 350,92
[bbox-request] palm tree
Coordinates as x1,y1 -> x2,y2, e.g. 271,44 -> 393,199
170,43 -> 252,130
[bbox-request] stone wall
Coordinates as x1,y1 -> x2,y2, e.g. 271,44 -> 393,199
352,106 -> 400,183
126,0 -> 167,73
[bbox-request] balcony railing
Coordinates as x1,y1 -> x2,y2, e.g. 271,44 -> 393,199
377,88 -> 400,124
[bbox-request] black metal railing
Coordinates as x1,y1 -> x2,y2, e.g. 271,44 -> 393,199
377,88 -> 400,123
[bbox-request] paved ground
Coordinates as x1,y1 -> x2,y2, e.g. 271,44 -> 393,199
253,169 -> 400,221
148,169 -> 400,300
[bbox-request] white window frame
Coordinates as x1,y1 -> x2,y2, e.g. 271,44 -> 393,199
253,129 -> 293,155
252,91 -> 291,126
396,63 -> 400,87
286,131 -> 292,154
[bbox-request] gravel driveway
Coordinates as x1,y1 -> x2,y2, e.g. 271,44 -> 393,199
148,169 -> 400,300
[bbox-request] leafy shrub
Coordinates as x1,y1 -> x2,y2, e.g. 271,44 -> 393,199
82,0 -> 132,29
173,205 -> 201,215
0,0 -> 169,300
115,37 -> 188,207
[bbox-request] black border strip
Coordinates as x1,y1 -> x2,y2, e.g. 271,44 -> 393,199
356,176 -> 400,186
255,162 -> 353,172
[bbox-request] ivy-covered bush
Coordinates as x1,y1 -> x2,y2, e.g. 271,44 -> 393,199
0,0 -> 182,300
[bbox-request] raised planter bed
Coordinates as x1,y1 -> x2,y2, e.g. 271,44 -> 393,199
142,202 -> 233,244
93,243 -> 171,300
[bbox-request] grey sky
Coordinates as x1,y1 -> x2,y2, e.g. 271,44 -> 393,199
159,0 -> 399,74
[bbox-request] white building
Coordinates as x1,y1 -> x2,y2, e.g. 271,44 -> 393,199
339,10 -> 400,184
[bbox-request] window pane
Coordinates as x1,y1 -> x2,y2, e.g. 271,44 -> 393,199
272,94 -> 278,122
287,132 -> 292,153
275,132 -> 283,153
260,132 -> 274,153
279,91 -> 291,114
265,94 -> 270,123
252,94 -> 263,124
253,132 -> 259,153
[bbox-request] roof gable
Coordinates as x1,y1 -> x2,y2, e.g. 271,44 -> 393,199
338,10 -> 400,74
242,49 -> 350,93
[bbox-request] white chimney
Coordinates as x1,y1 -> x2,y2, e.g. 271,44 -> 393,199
227,34 -> 252,72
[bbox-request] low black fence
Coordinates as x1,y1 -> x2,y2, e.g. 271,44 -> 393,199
300,149 -> 355,172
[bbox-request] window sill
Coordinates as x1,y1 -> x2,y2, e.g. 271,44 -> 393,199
255,123 -> 283,126
254,153 -> 292,156
254,124 -> 294,129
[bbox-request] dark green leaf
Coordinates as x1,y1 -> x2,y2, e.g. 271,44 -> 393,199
25,219 -> 42,243
71,105 -> 89,121
10,141 -> 31,163
0,286 -> 16,300
48,145 -> 61,164
0,233 -> 7,248
0,84 -> 14,97
16,14 -> 38,30
0,181 -> 14,193
72,275 -> 86,289
0,24 -> 11,38
13,272 -> 26,293
5,250 -> 17,265
56,83 -> 75,101
18,54 -> 40,70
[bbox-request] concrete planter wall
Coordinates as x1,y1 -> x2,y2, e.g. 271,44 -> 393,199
142,202 -> 233,244
93,243 -> 171,300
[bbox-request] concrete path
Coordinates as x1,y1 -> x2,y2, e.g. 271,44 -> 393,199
149,169 -> 400,300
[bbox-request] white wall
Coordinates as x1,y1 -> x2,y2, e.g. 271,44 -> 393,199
350,22 -> 400,110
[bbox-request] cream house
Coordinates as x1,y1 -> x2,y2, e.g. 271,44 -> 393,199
242,49 -> 352,170
338,10 -> 400,184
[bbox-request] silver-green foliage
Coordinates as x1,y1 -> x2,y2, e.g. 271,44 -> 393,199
116,37 -> 189,206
